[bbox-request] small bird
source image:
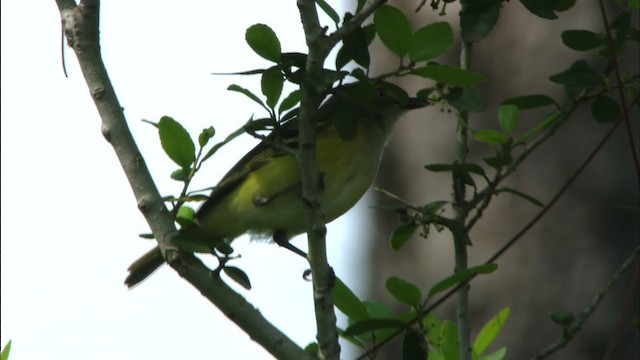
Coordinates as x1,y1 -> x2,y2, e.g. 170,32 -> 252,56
125,80 -> 427,287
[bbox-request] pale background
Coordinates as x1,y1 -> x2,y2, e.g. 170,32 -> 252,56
1,1 -> 375,359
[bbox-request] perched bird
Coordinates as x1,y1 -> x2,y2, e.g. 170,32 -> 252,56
125,80 -> 427,287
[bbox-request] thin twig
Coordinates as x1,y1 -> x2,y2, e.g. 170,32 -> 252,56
530,246 -> 640,360
452,39 -> 473,360
597,0 -> 640,189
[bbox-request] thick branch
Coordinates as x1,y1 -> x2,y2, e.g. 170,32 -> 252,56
297,0 -> 339,358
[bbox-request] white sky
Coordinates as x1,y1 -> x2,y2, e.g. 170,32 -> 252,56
1,1 -> 374,359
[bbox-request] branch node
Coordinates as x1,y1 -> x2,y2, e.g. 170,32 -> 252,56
92,86 -> 105,99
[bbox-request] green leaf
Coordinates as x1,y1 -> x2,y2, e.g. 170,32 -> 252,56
364,300 -> 393,319
373,5 -> 412,57
473,308 -> 510,355
350,301 -> 401,343
428,264 -> 498,298
498,187 -> 544,207
460,1 -> 500,42
158,116 -> 195,169
169,233 -> 211,253
474,129 -> 509,145
198,126 -> 215,147
426,162 -> 490,189
425,163 -> 487,179
343,318 -> 405,337
280,52 -> 307,84
409,22 -> 454,62
550,311 -> 575,325
170,168 -> 187,181
304,342 -> 319,354
386,276 -> 422,307
176,206 -> 196,229
228,84 -> 268,111
315,0 -> 340,26
561,30 -> 604,51
380,81 -> 410,106
343,81 -> 376,104
498,104 -> 519,134
333,104 -> 358,140
519,0 -> 558,19
591,95 -> 621,123
423,313 -> 443,346
611,12 -> 631,46
448,218 -> 473,246
441,320 -> 460,360
390,223 -> 418,251
483,154 -> 511,170
479,347 -> 507,360
278,89 -> 302,116
446,87 -> 487,112
245,24 -> 281,62
336,18 -> 370,69
514,111 -> 561,144
333,277 -> 369,321
502,95 -> 558,110
549,60 -> 603,87
402,330 -> 428,360
412,65 -> 486,87
223,266 -> 252,290
202,120 -> 250,161
261,67 -> 284,109
215,242 -> 235,256
555,0 -> 576,12
1,340 -> 11,360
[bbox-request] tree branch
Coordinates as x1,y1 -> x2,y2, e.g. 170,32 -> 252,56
295,1 -> 387,358
297,0 -> 339,358
54,3 -> 310,359
452,38 -> 473,360
530,246 -> 639,360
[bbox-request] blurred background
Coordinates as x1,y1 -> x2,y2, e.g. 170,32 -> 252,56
368,1 -> 639,359
1,1 -> 637,359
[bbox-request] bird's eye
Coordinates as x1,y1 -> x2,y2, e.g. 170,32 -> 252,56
375,87 -> 389,100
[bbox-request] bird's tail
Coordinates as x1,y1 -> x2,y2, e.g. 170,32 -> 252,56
125,247 -> 165,288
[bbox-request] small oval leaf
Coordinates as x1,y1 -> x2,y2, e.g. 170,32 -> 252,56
409,22 -> 454,62
428,263 -> 498,298
549,60 -> 603,87
223,266 -> 252,290
502,94 -> 558,110
278,89 -> 302,115
561,30 -> 604,51
261,67 -> 284,109
498,104 -> 519,133
158,116 -> 195,169
390,223 -> 418,251
245,24 -> 281,62
591,95 -> 621,123
373,5 -> 412,57
333,277 -> 369,321
386,276 -> 422,307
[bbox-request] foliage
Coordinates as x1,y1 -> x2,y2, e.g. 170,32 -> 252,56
147,0 -> 639,357
1,340 -> 11,360
56,0 -> 639,358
